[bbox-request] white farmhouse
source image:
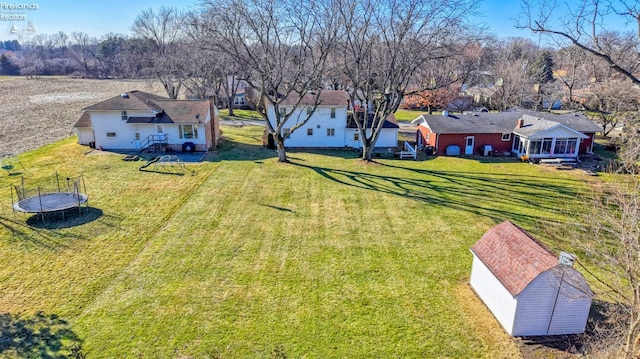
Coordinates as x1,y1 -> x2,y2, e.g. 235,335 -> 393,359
266,90 -> 398,149
74,91 -> 220,152
470,221 -> 593,336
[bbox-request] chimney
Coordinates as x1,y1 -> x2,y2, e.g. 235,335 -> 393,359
208,95 -> 220,148
558,251 -> 576,267
516,118 -> 524,128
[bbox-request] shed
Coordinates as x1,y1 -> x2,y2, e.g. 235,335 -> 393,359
469,221 -> 593,336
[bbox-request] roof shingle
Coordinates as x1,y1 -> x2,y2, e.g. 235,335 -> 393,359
470,221 -> 558,296
414,110 -> 602,135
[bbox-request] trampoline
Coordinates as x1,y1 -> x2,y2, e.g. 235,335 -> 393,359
13,192 -> 88,213
10,172 -> 89,221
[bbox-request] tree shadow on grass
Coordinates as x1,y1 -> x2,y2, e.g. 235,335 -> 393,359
206,137 -> 362,162
292,160 -> 586,228
0,311 -> 83,358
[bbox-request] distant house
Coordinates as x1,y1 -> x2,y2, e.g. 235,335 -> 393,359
266,90 -> 399,149
412,110 -> 601,158
461,84 -> 498,106
74,91 -> 220,152
470,221 -> 593,336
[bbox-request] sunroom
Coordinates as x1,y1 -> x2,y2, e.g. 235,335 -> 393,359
511,118 -> 588,159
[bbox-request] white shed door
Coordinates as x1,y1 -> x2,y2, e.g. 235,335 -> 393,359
465,136 -> 475,155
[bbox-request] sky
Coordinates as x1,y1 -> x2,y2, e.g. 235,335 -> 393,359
0,0 -> 634,42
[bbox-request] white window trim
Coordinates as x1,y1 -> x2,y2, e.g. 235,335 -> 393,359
179,124 -> 199,140
501,133 -> 511,141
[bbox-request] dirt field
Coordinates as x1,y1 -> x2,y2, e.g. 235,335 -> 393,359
0,77 -> 165,156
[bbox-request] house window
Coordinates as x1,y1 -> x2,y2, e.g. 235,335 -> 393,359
307,128 -> 313,136
307,107 -> 313,115
283,128 -> 291,138
106,132 -> 116,138
121,111 -> 128,121
529,138 -> 553,155
330,108 -> 336,118
179,124 -> 199,139
554,138 -> 579,155
354,132 -> 359,141
234,96 -> 245,105
327,128 -> 335,136
501,133 -> 511,141
279,107 -> 286,117
156,125 -> 164,133
134,132 -> 140,141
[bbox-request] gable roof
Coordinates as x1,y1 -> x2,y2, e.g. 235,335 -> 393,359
514,114 -> 588,139
280,90 -> 348,107
413,110 -> 602,135
73,111 -> 91,128
470,221 -> 558,296
80,91 -> 210,125
83,90 -> 166,112
520,110 -> 602,133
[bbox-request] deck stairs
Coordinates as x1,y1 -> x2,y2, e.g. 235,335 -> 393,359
399,141 -> 417,160
139,134 -> 168,153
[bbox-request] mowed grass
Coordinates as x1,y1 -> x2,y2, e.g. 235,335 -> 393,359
0,125 -> 595,357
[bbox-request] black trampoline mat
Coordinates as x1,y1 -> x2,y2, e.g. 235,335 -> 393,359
13,193 -> 88,213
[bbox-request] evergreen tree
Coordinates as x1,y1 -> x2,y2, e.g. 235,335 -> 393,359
527,50 -> 555,84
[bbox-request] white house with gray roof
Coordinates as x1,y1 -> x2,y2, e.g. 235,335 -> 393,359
74,91 -> 220,152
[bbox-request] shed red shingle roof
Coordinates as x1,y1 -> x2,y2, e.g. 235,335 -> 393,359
471,221 -> 558,296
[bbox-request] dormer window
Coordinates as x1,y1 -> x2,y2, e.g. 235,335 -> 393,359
121,111 -> 128,121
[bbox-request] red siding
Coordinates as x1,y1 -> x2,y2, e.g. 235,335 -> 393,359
580,133 -> 595,154
417,126 -> 436,146
436,133 -> 512,155
417,124 -> 595,156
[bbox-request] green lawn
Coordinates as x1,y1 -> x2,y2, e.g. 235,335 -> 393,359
0,126 -> 596,358
394,109 -> 425,123
219,108 -> 263,121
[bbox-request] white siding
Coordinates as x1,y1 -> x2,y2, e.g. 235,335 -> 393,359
528,126 -> 585,140
266,105 -> 348,147
512,271 -> 558,336
469,255 -> 518,335
513,269 -> 591,336
91,111 -> 149,149
375,129 -> 399,148
76,128 -> 94,145
90,111 -> 208,150
345,129 -> 399,148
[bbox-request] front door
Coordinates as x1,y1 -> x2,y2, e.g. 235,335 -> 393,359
465,136 -> 475,155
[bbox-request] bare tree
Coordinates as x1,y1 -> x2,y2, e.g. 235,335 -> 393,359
196,0 -> 338,162
68,32 -> 98,77
335,0 -> 479,161
518,0 -> 640,84
484,38 -> 540,110
131,7 -> 187,99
